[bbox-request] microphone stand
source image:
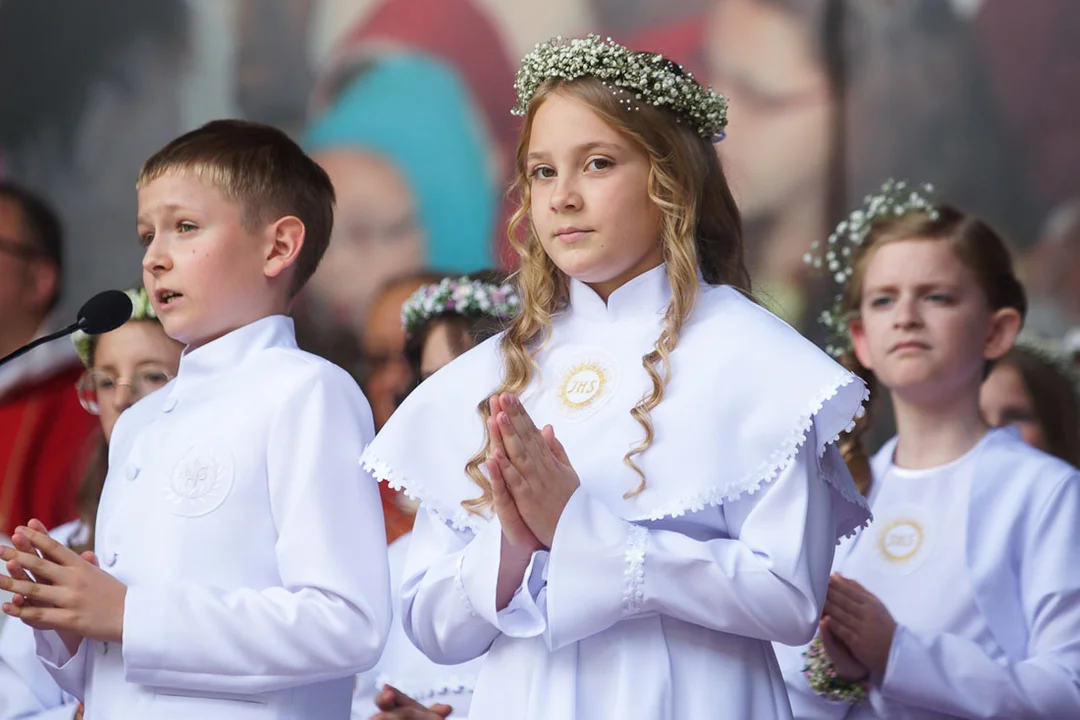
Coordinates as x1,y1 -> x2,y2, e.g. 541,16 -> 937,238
0,320 -> 84,369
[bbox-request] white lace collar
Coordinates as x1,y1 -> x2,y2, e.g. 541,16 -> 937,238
363,283 -> 870,538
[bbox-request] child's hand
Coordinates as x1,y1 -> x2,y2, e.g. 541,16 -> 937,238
490,393 -> 579,548
0,520 -> 126,645
487,395 -> 542,553
818,616 -> 868,682
5,520 -> 87,654
372,684 -> 453,719
823,574 -> 896,678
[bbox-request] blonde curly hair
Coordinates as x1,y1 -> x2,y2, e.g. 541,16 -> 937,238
463,71 -> 749,515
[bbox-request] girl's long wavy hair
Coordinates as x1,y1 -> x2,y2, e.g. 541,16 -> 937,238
837,206 -> 1027,494
462,71 -> 749,515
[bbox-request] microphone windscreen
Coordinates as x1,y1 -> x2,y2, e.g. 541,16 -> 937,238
77,290 -> 134,335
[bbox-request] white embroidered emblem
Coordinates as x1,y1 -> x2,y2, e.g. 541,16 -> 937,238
552,349 -> 620,423
165,446 -> 234,517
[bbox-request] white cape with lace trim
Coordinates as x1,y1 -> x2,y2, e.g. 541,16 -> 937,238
361,283 -> 870,539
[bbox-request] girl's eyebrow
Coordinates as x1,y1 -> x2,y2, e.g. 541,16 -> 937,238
526,140 -> 624,163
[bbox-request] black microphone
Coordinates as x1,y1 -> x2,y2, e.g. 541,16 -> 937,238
0,290 -> 134,369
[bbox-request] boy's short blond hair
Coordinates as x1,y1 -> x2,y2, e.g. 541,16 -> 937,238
138,119 -> 335,296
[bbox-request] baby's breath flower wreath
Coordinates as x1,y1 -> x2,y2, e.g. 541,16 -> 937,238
401,276 -> 522,336
805,179 -> 939,358
512,34 -> 729,142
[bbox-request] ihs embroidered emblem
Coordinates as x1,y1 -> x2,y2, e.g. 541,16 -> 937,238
877,517 -> 924,563
553,349 -> 620,422
166,446 -> 235,517
559,361 -> 606,407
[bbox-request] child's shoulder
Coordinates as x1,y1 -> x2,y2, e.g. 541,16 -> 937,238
981,428 -> 1079,495
257,345 -> 363,393
689,284 -> 835,366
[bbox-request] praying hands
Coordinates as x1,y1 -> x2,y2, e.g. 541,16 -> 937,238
822,573 -> 897,680
486,393 -> 580,550
0,519 -> 127,654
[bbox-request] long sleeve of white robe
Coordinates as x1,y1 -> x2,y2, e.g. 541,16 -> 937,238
875,471 -> 1080,718
0,616 -> 79,720
37,368 -> 392,696
401,510 -> 550,665
402,431 -> 843,661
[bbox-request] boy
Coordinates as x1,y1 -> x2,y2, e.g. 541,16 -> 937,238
0,120 -> 391,719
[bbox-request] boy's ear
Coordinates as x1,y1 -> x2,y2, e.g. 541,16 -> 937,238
984,306 -> 1022,362
264,216 -> 305,280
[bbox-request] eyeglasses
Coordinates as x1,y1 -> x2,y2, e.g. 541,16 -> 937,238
76,366 -> 174,414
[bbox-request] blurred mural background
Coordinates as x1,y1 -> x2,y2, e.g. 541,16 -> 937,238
1,0 -> 1078,344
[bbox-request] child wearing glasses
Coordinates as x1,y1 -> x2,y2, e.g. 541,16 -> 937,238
0,286 -> 181,720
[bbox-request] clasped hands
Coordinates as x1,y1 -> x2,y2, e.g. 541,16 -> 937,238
818,573 -> 897,684
0,519 -> 126,653
485,393 -> 580,552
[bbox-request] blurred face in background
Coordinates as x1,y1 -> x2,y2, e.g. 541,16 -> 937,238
360,276 -> 430,430
308,149 -> 425,335
0,197 -> 54,353
980,361 -> 1048,451
706,0 -> 832,280
79,321 -> 183,441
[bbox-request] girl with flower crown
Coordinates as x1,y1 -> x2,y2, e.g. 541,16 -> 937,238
356,270 -> 519,720
778,182 -> 1080,718
361,35 -> 870,719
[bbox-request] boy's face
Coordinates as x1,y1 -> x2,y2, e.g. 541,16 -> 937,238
137,171 -> 274,349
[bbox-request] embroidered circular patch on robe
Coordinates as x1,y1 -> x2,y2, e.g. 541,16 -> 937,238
165,446 -> 235,517
550,348 -> 620,423
873,504 -> 933,575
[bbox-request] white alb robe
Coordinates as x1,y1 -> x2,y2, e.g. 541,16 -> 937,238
362,265 -> 871,720
34,316 -> 392,720
779,427 -> 1080,718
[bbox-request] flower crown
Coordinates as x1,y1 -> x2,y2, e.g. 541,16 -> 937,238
805,179 -> 939,358
72,287 -> 157,366
401,276 -> 522,336
512,34 -> 729,141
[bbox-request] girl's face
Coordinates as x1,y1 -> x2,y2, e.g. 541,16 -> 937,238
84,321 -> 184,442
849,238 -> 1018,406
980,363 -> 1048,451
420,321 -> 467,382
706,0 -> 832,219
308,149 -> 425,333
525,92 -> 664,300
